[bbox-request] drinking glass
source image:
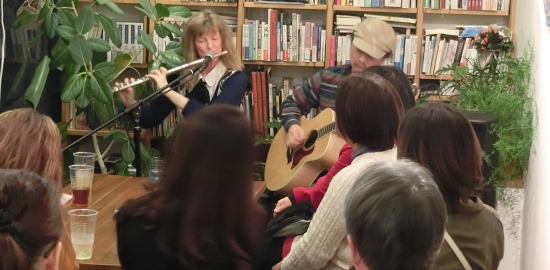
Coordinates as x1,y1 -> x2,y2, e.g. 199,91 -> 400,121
149,157 -> 163,181
73,152 -> 97,167
68,209 -> 99,260
69,164 -> 94,206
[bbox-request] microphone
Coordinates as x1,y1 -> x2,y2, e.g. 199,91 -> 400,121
112,51 -> 227,93
201,51 -> 215,68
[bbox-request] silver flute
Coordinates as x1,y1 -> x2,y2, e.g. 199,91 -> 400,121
112,50 -> 228,93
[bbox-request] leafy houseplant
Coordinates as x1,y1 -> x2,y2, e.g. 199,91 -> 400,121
438,36 -> 534,187
12,0 -> 191,175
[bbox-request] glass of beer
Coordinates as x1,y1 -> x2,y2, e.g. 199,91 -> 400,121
69,164 -> 94,206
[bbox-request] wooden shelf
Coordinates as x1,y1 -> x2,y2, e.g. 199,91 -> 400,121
157,0 -> 238,7
423,8 -> 509,16
244,60 -> 326,67
332,6 -> 417,13
244,2 -> 327,10
420,74 -> 453,81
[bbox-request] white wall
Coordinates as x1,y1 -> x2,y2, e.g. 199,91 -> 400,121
514,0 -> 550,269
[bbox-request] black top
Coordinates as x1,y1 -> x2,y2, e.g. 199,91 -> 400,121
116,208 -> 238,270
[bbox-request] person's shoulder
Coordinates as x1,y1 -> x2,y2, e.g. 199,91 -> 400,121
224,70 -> 247,82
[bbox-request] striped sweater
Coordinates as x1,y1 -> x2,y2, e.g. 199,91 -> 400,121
281,65 -> 352,130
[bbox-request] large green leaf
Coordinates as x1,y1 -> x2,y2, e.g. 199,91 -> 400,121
51,39 -> 71,69
154,24 -> 169,39
61,74 -> 85,102
96,14 -> 121,47
43,10 -> 59,39
167,6 -> 192,18
86,75 -> 112,104
114,54 -> 133,73
86,99 -> 115,128
162,23 -> 183,37
5,60 -> 30,104
160,50 -> 185,67
76,88 -> 90,108
24,56 -> 51,109
93,62 -> 117,81
165,41 -> 181,51
154,4 -> 169,18
75,7 -> 94,35
38,5 -> 50,21
57,25 -> 77,41
138,30 -> 156,54
137,0 -> 157,18
104,129 -> 128,143
88,38 -> 110,52
148,59 -> 161,71
104,1 -> 125,17
57,9 -> 76,27
69,36 -> 93,65
122,141 -> 135,164
13,10 -> 35,28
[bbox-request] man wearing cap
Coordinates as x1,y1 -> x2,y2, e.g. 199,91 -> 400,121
281,18 -> 396,149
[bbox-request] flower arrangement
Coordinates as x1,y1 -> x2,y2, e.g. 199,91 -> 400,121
472,24 -> 514,53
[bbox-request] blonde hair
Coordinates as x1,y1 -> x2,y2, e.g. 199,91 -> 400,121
0,108 -> 63,187
182,10 -> 241,90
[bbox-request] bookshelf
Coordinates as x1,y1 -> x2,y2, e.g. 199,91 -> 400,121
7,0 -> 513,139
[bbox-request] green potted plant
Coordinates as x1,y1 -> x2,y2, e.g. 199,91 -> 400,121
437,25 -> 534,187
10,0 -> 191,175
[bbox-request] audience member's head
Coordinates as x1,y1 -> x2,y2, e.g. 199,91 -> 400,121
336,73 -> 404,151
0,169 -> 63,270
344,160 -> 447,270
364,65 -> 416,110
119,104 -> 264,269
0,108 -> 63,186
398,102 -> 484,213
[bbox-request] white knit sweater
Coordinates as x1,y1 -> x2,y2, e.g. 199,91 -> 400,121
281,147 -> 398,270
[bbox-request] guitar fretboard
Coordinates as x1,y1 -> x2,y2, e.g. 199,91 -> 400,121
318,122 -> 336,138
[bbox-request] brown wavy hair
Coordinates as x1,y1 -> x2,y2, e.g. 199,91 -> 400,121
182,10 -> 241,91
0,109 -> 62,187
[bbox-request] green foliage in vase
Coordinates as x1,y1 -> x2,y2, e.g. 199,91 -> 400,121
13,0 -> 191,175
438,46 -> 535,185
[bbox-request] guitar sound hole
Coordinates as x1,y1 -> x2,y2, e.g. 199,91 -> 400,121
303,130 -> 318,150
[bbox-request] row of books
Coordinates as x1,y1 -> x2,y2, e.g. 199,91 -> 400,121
3,25 -> 47,60
242,74 -> 297,138
335,0 -> 417,8
242,10 -> 326,63
424,0 -> 511,11
420,26 -> 504,76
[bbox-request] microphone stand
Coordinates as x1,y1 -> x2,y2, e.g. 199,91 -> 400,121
63,64 -> 206,176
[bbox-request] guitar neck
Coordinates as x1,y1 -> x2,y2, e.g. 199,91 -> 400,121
318,122 -> 337,138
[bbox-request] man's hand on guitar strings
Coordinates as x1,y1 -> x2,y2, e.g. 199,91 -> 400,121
285,125 -> 306,149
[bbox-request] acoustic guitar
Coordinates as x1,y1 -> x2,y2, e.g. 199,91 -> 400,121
264,109 -> 346,196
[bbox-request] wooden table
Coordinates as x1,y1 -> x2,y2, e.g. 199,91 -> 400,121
62,174 -> 266,270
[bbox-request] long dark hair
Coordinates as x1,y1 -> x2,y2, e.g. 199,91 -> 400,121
119,105 -> 264,269
397,102 -> 483,213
